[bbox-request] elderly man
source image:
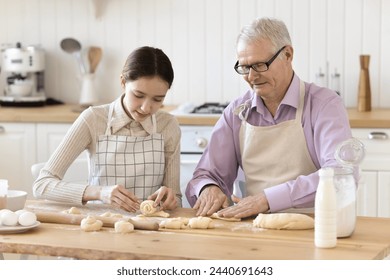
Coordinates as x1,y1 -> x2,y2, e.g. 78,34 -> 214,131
185,17 -> 352,219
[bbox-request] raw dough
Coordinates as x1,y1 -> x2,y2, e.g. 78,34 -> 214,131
188,216 -> 214,229
100,211 -> 123,218
159,218 -> 189,229
253,213 -> 314,230
210,213 -> 241,222
139,200 -> 170,218
114,220 -> 134,233
62,207 -> 81,215
80,215 -> 103,232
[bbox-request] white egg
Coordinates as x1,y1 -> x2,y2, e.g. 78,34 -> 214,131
18,211 -> 37,226
1,210 -> 18,226
15,209 -> 27,217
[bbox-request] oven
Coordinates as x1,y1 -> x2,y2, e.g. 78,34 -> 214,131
180,125 -> 214,207
172,102 -> 229,208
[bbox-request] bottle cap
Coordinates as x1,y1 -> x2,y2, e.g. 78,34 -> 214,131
334,138 -> 365,166
319,167 -> 334,177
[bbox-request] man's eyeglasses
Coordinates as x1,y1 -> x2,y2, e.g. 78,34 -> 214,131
234,46 -> 286,75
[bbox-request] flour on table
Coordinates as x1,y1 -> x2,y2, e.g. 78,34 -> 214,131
114,220 -> 134,233
188,216 -> 214,229
210,213 -> 241,222
80,215 -> 103,232
62,207 -> 81,215
253,213 -> 314,230
139,200 -> 170,218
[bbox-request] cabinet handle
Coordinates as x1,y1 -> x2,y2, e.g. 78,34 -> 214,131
0,126 -> 4,133
368,132 -> 388,140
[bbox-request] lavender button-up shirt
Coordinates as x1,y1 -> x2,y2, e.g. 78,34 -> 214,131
185,74 -> 352,212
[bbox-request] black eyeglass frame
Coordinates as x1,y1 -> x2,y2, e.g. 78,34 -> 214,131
234,46 -> 287,75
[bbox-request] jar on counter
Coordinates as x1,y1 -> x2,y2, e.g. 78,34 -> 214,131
333,138 -> 365,238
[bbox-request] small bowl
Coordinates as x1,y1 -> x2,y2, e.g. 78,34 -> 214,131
5,190 -> 27,211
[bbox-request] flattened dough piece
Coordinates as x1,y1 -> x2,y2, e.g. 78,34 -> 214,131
80,215 -> 103,232
62,206 -> 81,215
159,218 -> 189,229
114,220 -> 134,233
188,216 -> 214,229
100,211 -> 123,218
210,213 -> 241,222
139,200 -> 170,218
253,213 -> 314,230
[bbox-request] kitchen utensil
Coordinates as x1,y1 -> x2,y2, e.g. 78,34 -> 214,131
88,46 -> 102,73
5,190 -> 27,211
357,55 -> 371,112
60,38 -> 86,74
33,211 -> 159,231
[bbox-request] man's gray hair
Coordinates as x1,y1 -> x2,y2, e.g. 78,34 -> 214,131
237,17 -> 292,51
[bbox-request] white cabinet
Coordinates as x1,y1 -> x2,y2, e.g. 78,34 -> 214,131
352,128 -> 390,218
36,123 -> 72,162
0,122 -> 73,198
0,123 -> 37,197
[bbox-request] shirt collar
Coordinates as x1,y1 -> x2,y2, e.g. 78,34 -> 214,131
109,94 -> 154,135
251,73 -> 301,114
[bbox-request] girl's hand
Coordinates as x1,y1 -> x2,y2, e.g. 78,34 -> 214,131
100,185 -> 140,212
148,186 -> 177,210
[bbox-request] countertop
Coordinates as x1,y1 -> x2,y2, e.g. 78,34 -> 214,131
0,104 -> 390,127
0,200 -> 389,260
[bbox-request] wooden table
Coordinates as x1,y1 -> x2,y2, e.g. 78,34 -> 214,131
1,200 -> 390,260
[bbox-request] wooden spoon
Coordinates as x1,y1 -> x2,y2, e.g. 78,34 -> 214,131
88,46 -> 102,73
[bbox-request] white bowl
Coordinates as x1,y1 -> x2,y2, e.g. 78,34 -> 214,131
9,83 -> 33,96
5,190 -> 27,211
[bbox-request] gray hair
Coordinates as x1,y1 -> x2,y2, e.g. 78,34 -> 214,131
237,17 -> 292,51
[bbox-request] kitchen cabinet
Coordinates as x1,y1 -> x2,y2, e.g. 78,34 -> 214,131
0,123 -> 37,197
0,122 -> 73,198
352,128 -> 390,218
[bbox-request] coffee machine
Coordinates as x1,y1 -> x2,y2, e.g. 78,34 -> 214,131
0,42 -> 46,106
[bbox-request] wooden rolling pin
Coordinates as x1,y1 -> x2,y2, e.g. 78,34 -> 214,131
34,211 -> 159,231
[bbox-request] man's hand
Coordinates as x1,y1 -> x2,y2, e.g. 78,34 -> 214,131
216,193 -> 270,219
193,185 -> 229,216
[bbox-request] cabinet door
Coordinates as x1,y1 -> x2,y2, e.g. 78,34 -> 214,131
378,171 -> 390,218
0,123 -> 36,197
357,171 -> 377,217
36,123 -> 72,162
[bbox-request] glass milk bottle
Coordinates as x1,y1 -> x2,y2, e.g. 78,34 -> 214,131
315,167 -> 337,248
334,138 -> 365,238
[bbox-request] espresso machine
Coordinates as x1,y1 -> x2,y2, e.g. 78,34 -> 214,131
0,42 -> 46,106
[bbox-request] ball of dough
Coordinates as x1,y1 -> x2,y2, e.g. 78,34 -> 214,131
1,210 -> 18,226
188,216 -> 214,229
18,211 -> 37,226
114,220 -> 134,233
140,200 -> 158,215
80,216 -> 103,232
253,213 -> 314,230
62,207 -> 81,214
159,218 -> 188,229
139,200 -> 170,218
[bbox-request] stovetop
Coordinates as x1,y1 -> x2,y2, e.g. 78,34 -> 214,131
170,102 -> 229,116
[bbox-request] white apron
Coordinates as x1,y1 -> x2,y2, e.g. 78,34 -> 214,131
90,104 -> 165,200
239,80 -> 317,210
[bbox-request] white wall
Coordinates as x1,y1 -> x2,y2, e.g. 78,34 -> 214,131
0,0 -> 389,108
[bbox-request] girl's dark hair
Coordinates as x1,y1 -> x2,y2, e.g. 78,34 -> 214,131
121,46 -> 174,88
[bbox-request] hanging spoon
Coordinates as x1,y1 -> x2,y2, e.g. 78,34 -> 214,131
60,38 -> 86,74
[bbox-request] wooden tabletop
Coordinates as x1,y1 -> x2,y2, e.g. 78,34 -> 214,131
0,200 -> 389,260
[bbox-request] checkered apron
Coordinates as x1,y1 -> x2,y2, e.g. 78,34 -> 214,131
90,104 -> 165,200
